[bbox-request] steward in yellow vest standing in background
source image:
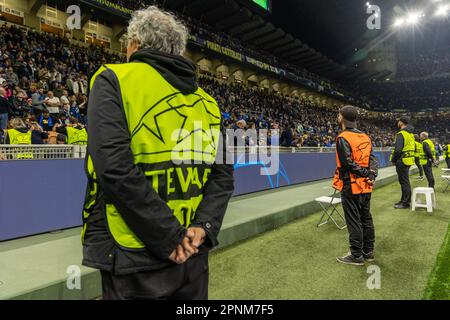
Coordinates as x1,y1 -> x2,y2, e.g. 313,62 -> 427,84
55,118 -> 88,145
391,117 -> 415,209
82,6 -> 234,300
420,132 -> 436,189
5,118 -> 33,159
333,106 -> 378,266
445,142 -> 450,169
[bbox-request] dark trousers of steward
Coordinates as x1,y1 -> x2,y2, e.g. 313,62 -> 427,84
101,253 -> 209,300
395,161 -> 411,206
415,158 -> 423,177
423,161 -> 435,189
341,186 -> 375,258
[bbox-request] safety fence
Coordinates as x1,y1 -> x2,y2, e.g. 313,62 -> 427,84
0,145 -> 393,160
0,145 -> 87,160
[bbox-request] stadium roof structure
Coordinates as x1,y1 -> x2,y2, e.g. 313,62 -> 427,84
161,0 -> 388,81
42,0 -> 390,82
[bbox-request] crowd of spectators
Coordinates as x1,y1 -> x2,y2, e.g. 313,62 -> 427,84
0,24 -> 123,143
0,20 -> 448,150
355,77 -> 450,111
396,45 -> 450,79
199,77 -> 447,148
199,77 -> 402,148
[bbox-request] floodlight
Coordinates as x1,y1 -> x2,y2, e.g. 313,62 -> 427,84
405,12 -> 422,25
393,17 -> 405,27
436,5 -> 449,17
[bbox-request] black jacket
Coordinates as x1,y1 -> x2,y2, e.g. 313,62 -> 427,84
423,141 -> 435,162
0,96 -> 11,115
83,49 -> 234,275
336,128 -> 379,190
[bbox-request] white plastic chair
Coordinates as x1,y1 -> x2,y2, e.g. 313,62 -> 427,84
412,187 -> 436,213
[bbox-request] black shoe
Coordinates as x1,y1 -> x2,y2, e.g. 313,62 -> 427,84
363,251 -> 375,262
394,201 -> 402,206
394,203 -> 410,209
336,253 -> 364,266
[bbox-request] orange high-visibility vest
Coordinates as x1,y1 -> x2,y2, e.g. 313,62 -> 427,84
332,130 -> 373,194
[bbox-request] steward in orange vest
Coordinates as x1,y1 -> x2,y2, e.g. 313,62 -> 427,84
333,106 -> 379,266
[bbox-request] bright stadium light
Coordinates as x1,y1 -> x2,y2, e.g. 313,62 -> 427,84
435,4 -> 449,17
405,12 -> 422,25
393,17 -> 405,27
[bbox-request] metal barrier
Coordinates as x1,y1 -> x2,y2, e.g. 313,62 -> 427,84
0,145 -> 87,160
0,145 -> 393,160
232,146 -> 393,154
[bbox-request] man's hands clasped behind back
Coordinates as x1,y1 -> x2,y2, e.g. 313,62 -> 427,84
169,227 -> 206,264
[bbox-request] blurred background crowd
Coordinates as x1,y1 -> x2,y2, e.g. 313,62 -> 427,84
0,3 -> 449,149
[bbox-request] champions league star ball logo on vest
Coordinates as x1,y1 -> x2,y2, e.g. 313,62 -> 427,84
129,92 -> 221,166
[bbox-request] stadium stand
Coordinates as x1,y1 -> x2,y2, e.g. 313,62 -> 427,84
0,22 -> 448,148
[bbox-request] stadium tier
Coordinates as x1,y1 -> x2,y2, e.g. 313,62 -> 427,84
0,0 -> 449,306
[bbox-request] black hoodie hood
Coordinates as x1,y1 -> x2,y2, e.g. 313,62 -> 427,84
130,48 -> 198,95
16,127 -> 29,133
401,125 -> 415,134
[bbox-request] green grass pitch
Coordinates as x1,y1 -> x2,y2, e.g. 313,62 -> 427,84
209,164 -> 450,299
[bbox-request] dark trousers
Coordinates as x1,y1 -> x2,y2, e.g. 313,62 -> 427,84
415,158 -> 423,177
101,254 -> 209,300
396,161 -> 411,205
341,190 -> 375,257
423,161 -> 435,189
446,157 -> 450,169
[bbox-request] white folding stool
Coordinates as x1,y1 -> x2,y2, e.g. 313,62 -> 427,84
315,190 -> 346,230
442,174 -> 450,193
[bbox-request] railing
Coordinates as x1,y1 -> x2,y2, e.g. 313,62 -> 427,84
0,145 -> 393,161
0,145 -> 87,160
232,146 -> 393,154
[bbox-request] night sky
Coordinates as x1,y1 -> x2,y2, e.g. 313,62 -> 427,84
269,0 -> 450,64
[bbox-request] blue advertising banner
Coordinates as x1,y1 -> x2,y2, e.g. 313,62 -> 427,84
0,151 -> 392,241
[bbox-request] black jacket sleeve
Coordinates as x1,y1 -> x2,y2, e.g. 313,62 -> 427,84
423,142 -> 434,161
190,130 -> 234,248
55,126 -> 68,135
88,69 -> 186,260
392,132 -> 404,163
368,153 -> 379,181
336,137 -> 370,178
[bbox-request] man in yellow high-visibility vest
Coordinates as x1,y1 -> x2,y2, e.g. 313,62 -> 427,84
391,117 -> 415,209
444,142 -> 450,169
82,6 -> 234,300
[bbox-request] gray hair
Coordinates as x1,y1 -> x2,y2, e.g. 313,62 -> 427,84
9,118 -> 27,130
420,132 -> 429,139
126,6 -> 188,56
